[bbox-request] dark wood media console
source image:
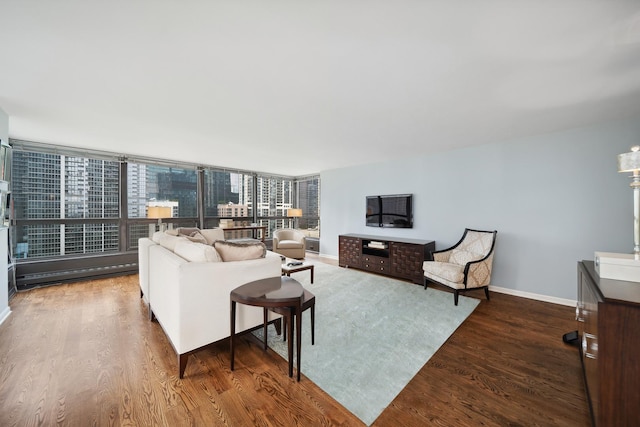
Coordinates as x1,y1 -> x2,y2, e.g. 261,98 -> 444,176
338,234 -> 435,284
577,261 -> 640,426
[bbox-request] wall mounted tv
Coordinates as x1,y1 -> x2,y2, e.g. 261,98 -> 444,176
366,194 -> 413,228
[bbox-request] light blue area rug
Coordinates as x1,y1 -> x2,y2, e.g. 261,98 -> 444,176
253,263 -> 479,426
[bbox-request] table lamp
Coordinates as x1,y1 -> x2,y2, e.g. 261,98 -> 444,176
287,208 -> 302,229
148,206 -> 172,237
595,146 -> 640,282
618,145 -> 640,256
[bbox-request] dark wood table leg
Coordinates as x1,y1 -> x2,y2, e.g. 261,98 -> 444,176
311,302 -> 315,345
230,300 -> 236,371
287,308 -> 294,377
263,308 -> 268,350
296,302 -> 302,381
310,265 -> 314,284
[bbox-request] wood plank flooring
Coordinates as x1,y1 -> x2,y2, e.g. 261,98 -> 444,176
0,255 -> 590,426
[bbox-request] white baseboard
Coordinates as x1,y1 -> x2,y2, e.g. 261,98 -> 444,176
0,306 -> 11,326
490,285 -> 576,307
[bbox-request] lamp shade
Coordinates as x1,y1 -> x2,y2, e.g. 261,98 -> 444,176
287,208 -> 302,218
618,146 -> 640,172
147,206 -> 172,219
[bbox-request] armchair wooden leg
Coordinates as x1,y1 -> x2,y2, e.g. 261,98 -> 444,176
484,287 -> 490,301
423,277 -> 428,290
454,290 -> 459,306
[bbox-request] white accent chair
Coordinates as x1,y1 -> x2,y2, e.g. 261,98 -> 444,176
423,228 -> 497,305
272,228 -> 306,259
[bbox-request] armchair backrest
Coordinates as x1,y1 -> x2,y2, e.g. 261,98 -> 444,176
447,228 -> 497,266
274,228 -> 305,242
459,229 -> 496,257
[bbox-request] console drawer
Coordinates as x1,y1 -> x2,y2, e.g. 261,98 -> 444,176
362,255 -> 388,273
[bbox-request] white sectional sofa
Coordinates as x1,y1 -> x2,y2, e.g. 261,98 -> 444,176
138,228 -> 282,378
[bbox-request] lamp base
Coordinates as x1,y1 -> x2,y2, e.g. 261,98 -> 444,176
595,251 -> 640,282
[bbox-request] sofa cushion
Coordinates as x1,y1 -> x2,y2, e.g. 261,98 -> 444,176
174,240 -> 222,262
200,228 -> 225,245
214,240 -> 266,261
423,261 -> 465,283
277,239 -> 304,249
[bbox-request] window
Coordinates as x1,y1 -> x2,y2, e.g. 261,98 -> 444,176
296,176 -> 320,237
126,162 -> 198,246
256,175 -> 293,237
10,141 -> 320,263
12,151 -> 120,258
203,169 -> 253,219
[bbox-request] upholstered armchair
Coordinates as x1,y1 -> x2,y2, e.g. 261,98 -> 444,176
423,228 -> 497,305
272,228 -> 306,259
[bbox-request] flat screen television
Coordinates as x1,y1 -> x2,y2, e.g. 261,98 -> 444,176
366,194 -> 413,228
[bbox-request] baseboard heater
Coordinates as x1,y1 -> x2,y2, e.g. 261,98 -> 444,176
15,252 -> 138,290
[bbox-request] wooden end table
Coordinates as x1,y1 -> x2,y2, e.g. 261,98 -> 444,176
264,288 -> 316,348
281,259 -> 315,284
230,276 -> 304,381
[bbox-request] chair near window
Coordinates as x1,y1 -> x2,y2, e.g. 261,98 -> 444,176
423,228 -> 497,305
273,228 -> 306,259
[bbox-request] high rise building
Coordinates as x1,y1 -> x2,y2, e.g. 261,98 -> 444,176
12,152 -> 120,258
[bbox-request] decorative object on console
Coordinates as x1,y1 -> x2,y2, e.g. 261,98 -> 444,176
594,146 -> 640,281
594,251 -> 640,282
367,241 -> 386,250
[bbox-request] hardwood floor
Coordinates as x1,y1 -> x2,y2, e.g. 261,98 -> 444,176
0,255 -> 590,426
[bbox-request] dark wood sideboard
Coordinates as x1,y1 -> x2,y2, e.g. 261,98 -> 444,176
339,234 -> 435,284
577,261 -> 640,426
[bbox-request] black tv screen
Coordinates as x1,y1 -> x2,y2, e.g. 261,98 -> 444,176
366,194 -> 413,228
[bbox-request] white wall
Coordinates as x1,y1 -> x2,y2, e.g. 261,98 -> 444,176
320,116 -> 640,302
0,107 -> 9,325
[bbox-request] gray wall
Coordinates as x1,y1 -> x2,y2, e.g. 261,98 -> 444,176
320,116 -> 640,302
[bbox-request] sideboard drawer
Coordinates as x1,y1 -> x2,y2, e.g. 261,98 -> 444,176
362,255 -> 388,273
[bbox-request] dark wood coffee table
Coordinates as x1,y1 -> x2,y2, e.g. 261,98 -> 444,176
230,276 -> 304,381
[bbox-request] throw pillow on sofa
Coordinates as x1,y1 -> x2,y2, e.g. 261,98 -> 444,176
175,227 -> 201,236
214,240 -> 266,262
185,231 -> 208,244
153,231 -> 187,251
166,227 -> 208,244
174,240 -> 222,262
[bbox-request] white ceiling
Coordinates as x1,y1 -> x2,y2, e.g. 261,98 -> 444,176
1,1 -> 640,176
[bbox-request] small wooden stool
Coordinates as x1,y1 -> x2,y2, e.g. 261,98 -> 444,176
264,288 -> 315,348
